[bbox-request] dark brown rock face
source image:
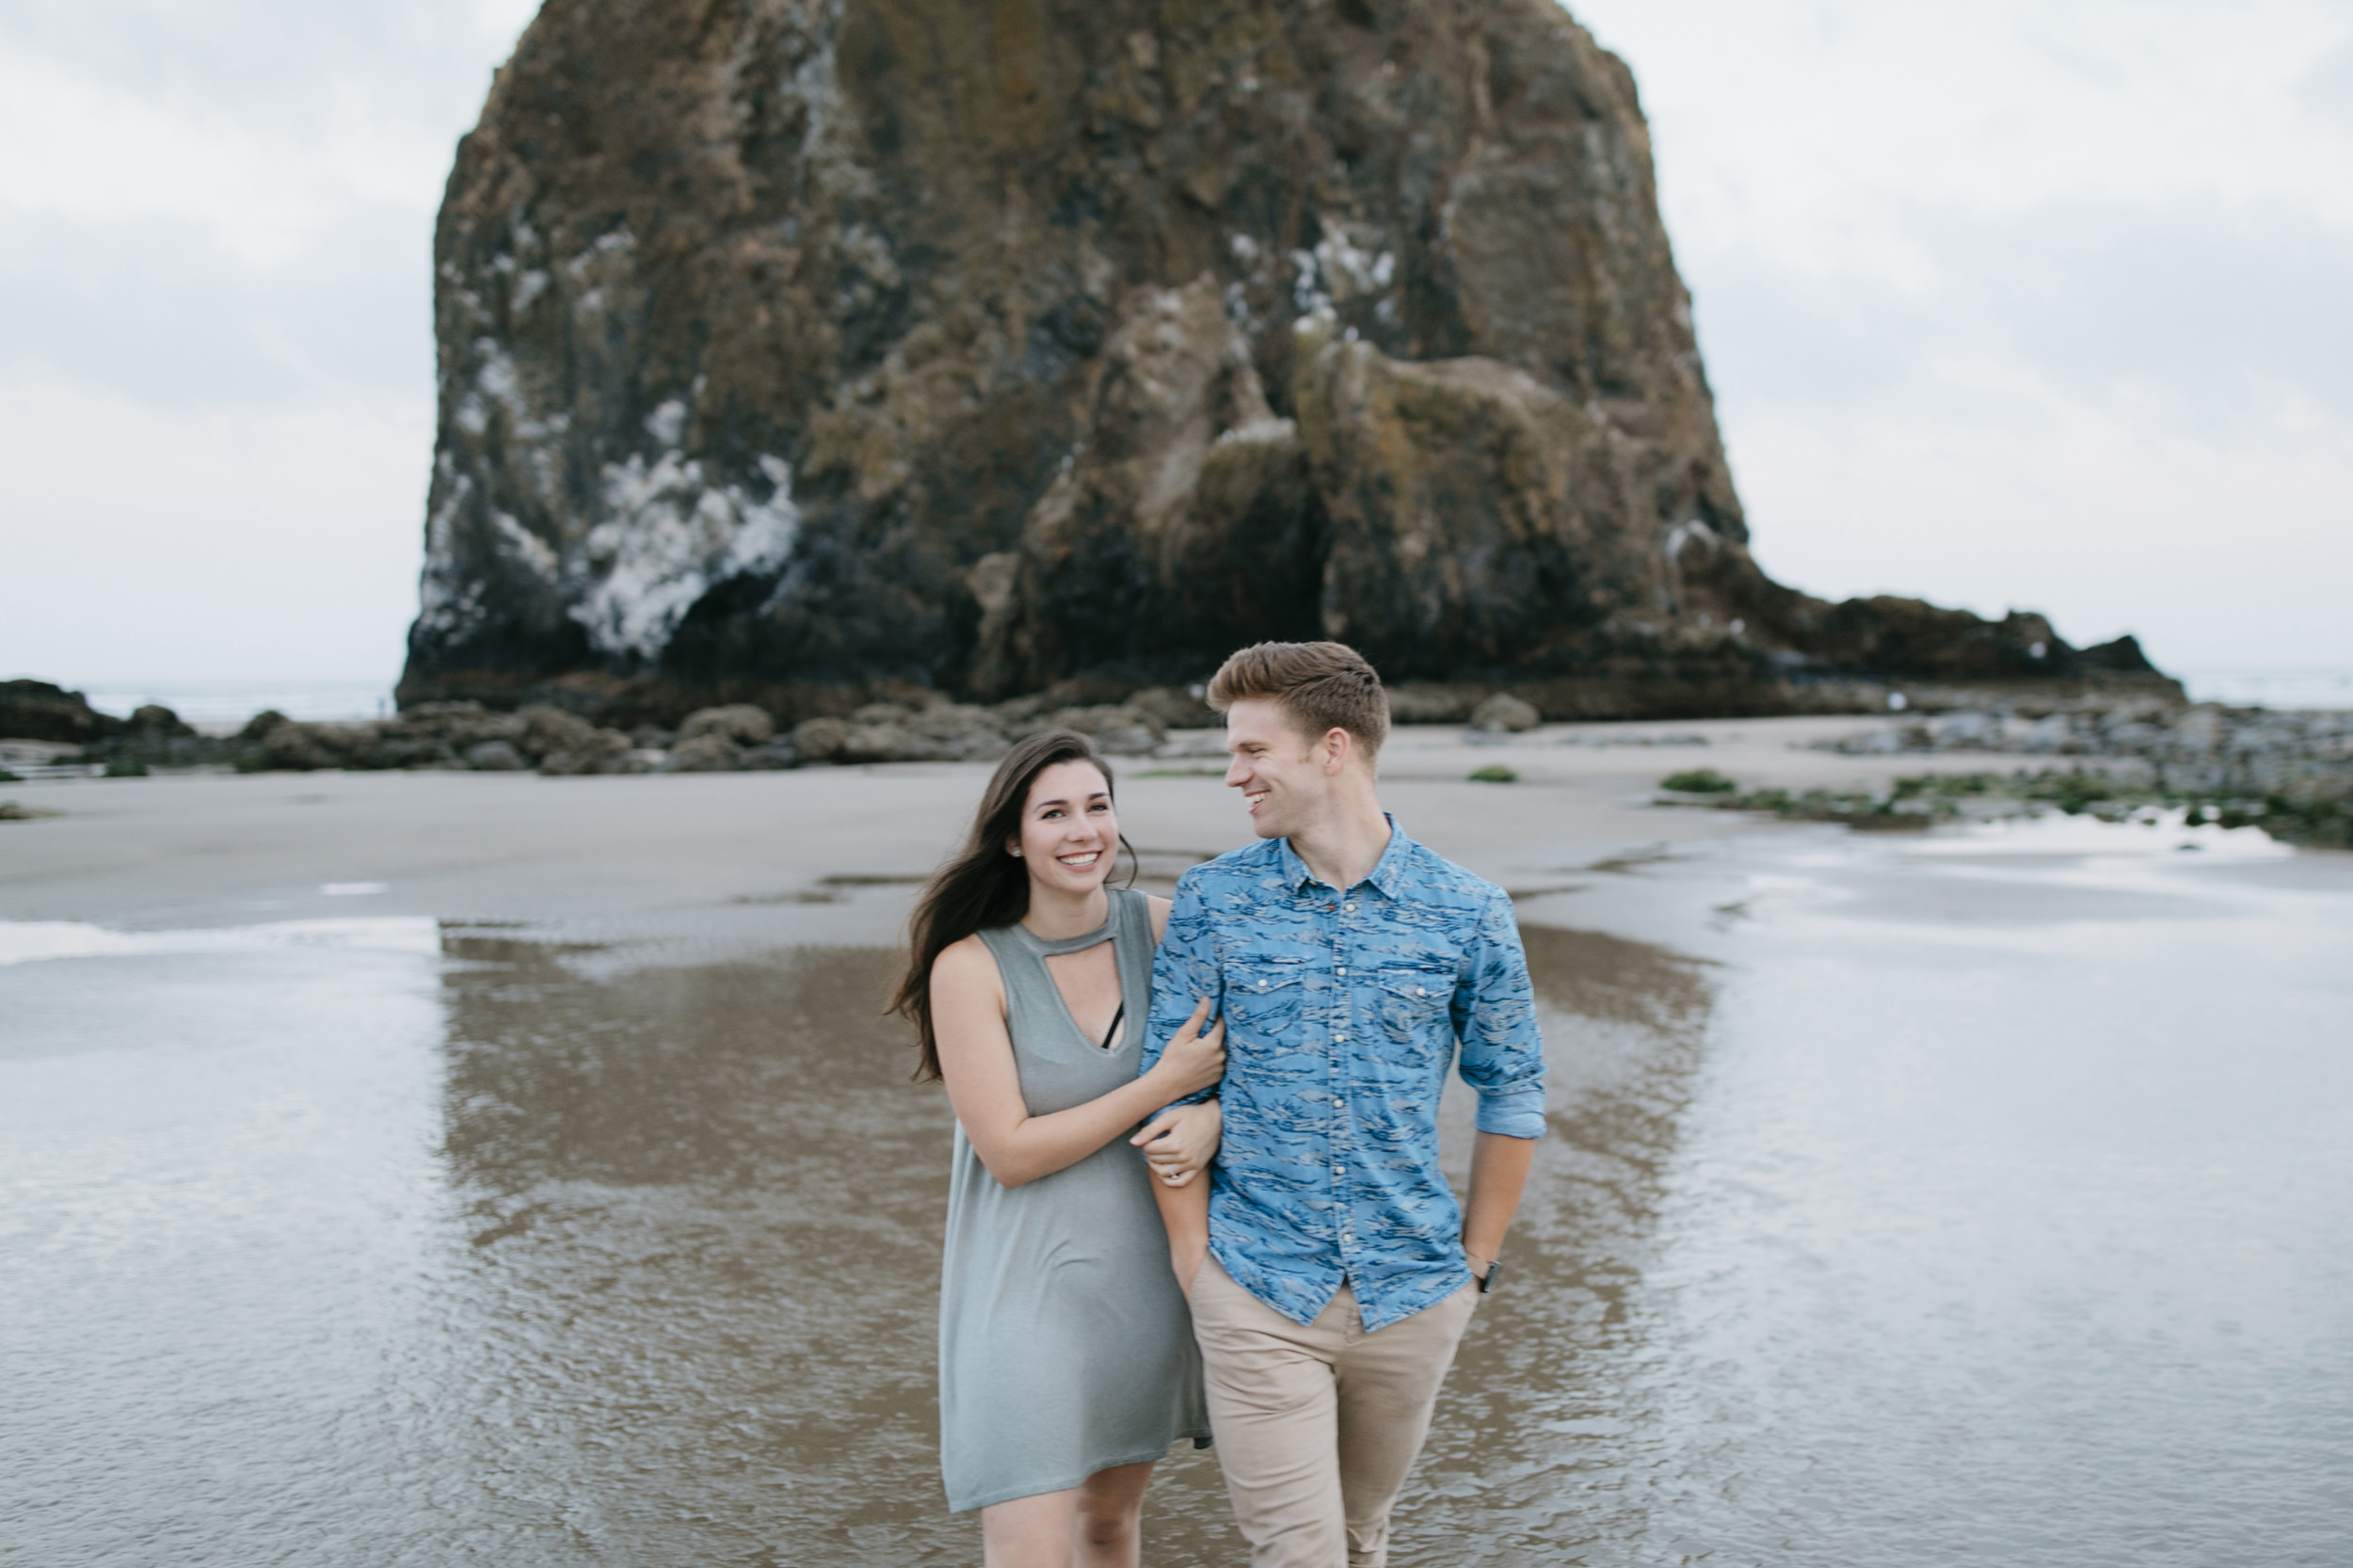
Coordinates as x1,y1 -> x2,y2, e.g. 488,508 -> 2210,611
402,0 -> 2158,719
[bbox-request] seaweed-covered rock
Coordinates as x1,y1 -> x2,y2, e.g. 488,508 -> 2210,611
791,716 -> 854,764
127,705 -> 195,738
465,739 -> 529,771
537,736 -> 636,776
1014,704 -> 1163,758
1125,686 -> 1218,731
1470,694 -> 1542,733
260,723 -> 385,772
0,680 -> 120,744
677,705 -> 776,746
664,732 -> 746,772
516,705 -> 634,775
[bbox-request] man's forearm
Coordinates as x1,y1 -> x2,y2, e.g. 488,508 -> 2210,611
1462,1129 -> 1535,1267
1151,1165 -> 1210,1290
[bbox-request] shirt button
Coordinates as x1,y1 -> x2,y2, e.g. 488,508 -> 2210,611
1334,1033 -> 1347,1042
1336,967 -> 1347,976
1344,902 -> 1357,913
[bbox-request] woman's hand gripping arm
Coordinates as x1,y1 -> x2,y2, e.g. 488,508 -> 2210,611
1129,1097 -> 1221,1188
933,936 -> 1225,1191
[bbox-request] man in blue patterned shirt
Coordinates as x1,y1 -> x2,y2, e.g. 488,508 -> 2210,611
1139,641 -> 1545,1567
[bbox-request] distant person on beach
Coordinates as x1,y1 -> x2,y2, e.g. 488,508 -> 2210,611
890,728 -> 1230,1566
1142,641 -> 1547,1568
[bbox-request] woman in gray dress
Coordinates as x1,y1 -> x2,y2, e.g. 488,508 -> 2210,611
889,729 -> 1227,1566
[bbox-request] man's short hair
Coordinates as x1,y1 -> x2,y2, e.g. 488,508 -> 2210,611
1206,641 -> 1389,763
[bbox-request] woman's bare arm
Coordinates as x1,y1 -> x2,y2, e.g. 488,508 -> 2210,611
934,936 -> 1224,1190
1150,1161 -> 1211,1291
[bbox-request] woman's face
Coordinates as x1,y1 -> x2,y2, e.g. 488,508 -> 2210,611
1013,760 -> 1117,896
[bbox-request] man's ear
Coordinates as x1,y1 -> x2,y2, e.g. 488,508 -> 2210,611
1321,727 -> 1352,776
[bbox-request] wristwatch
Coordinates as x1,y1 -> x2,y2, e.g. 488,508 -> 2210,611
1473,1257 -> 1503,1294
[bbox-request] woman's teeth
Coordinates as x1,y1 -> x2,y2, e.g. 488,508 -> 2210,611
1057,851 -> 1100,867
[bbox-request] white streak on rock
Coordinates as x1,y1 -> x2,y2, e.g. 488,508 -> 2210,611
493,512 -> 560,581
1312,222 -> 1393,304
416,459 -> 481,636
572,453 -> 799,661
645,398 -> 689,446
1663,520 -> 1720,562
1216,417 -> 1297,447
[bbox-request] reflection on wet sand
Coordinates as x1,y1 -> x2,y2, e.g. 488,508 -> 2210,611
1410,926 -> 1717,1564
416,922 -> 1707,1565
14,813 -> 2345,1565
428,934 -> 1248,1562
427,936 -> 999,1563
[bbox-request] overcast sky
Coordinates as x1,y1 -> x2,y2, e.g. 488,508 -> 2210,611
3,0 -> 2347,699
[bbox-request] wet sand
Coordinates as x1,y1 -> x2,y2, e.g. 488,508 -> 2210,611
6,718 -> 2350,1565
2,716 -> 2049,942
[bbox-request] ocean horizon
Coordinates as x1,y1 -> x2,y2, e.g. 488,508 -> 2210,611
48,668 -> 2353,728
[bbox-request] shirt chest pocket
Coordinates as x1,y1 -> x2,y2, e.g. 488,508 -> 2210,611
1370,966 -> 1454,1048
1224,964 -> 1310,1036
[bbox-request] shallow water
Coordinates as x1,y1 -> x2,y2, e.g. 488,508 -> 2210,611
3,817 -> 2349,1564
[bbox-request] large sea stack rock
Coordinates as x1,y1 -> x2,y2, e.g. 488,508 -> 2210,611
403,0 -> 2165,719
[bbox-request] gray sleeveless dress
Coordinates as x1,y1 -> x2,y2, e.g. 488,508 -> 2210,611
938,888 -> 1212,1513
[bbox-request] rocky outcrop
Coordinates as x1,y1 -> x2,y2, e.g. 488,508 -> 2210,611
402,0 -> 2169,722
4,686 -> 222,772
1819,701 -> 2353,799
1,680 -> 122,744
229,692 -> 1196,773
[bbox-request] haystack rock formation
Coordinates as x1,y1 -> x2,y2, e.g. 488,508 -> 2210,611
401,0 -> 2168,723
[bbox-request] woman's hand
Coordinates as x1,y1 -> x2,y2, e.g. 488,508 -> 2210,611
1130,1096 -> 1222,1188
1146,996 -> 1225,1098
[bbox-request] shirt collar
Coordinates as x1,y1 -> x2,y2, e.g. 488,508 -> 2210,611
1277,813 -> 1414,900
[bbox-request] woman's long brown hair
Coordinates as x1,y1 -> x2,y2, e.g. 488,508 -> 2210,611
888,728 -> 1135,1081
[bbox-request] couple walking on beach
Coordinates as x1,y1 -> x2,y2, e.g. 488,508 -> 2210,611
889,641 -> 1548,1567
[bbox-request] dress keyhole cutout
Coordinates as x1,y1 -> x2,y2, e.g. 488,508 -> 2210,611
1042,942 -> 1124,1049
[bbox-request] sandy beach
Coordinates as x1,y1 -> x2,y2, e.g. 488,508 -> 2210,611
7,714 -> 2350,1567
2,715 -> 2062,938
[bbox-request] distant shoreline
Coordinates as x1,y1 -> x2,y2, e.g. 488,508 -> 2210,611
33,670 -> 2353,731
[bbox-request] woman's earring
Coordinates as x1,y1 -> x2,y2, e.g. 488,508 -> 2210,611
1010,849 -> 1022,857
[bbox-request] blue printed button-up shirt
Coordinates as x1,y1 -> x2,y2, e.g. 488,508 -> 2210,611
1139,818 -> 1545,1331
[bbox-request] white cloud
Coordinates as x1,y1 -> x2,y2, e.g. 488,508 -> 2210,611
1573,0 -> 2353,679
0,0 -> 529,696
1732,360 -> 2353,669
0,367 -> 429,687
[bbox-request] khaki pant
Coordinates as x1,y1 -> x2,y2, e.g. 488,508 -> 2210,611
1188,1256 -> 1479,1568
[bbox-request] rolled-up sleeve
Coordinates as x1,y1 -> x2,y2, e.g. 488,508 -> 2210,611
1452,889 -> 1546,1138
1140,870 -> 1221,1105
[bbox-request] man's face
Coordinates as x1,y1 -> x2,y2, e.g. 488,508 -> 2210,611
1223,697 -> 1333,840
